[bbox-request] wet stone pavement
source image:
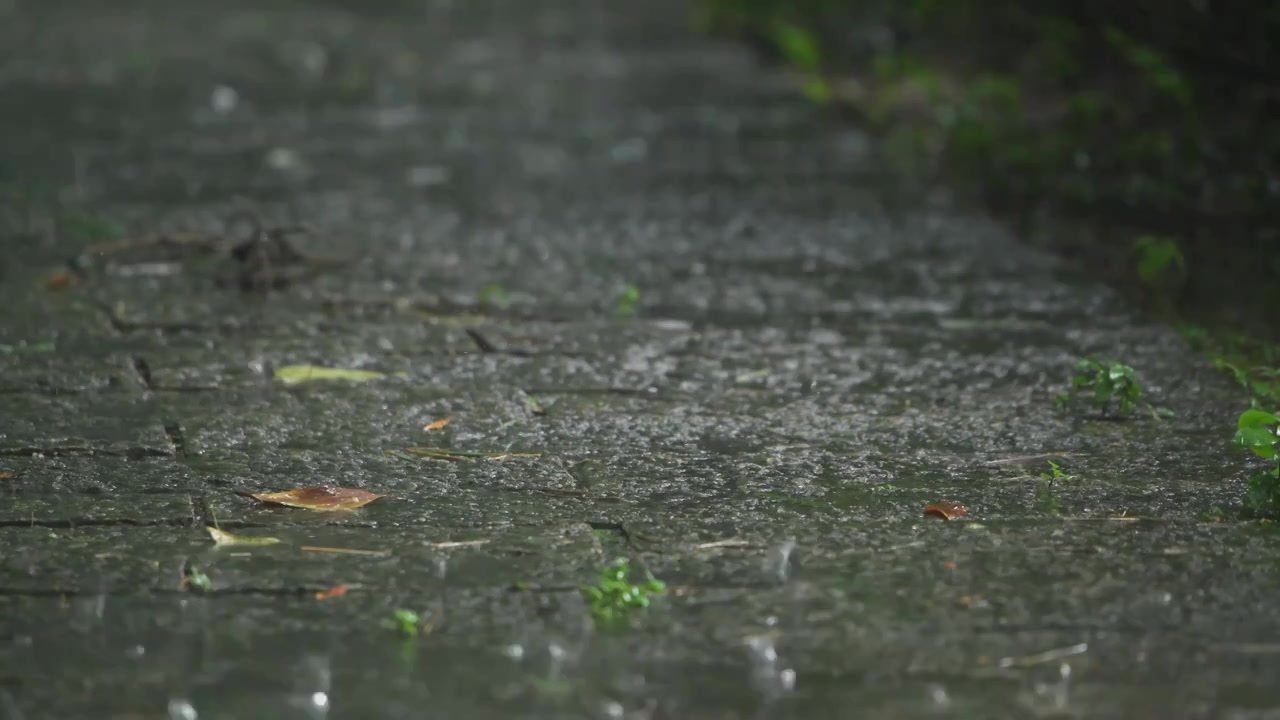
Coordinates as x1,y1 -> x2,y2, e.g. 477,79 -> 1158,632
1,1 -> 1278,718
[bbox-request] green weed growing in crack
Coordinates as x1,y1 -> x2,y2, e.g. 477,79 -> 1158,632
580,558 -> 666,629
477,283 -> 512,308
180,562 -> 211,593
1232,408 -> 1280,518
614,284 -> 641,319
1036,460 -> 1070,514
1134,236 -> 1186,288
1056,358 -> 1171,419
383,608 -> 423,637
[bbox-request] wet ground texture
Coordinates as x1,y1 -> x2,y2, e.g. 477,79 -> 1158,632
2,1 -> 1279,718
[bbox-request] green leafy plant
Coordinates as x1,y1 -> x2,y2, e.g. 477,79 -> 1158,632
768,21 -> 830,102
614,284 -> 641,319
383,608 -> 422,637
580,558 -> 666,628
181,564 -> 211,593
1103,27 -> 1192,106
770,21 -> 820,71
1232,408 -> 1280,518
1134,235 -> 1185,286
1180,325 -> 1280,405
1035,460 -> 1070,513
1056,358 -> 1143,417
477,283 -> 512,308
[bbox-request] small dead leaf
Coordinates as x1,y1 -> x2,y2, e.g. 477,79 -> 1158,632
207,526 -> 281,546
423,417 -> 451,432
315,584 -> 349,600
0,472 -> 16,479
43,270 -> 76,292
237,485 -> 383,511
273,365 -> 388,385
400,447 -> 541,461
923,501 -> 968,520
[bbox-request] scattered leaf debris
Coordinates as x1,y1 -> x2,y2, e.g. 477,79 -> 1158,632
207,526 -> 281,546
923,501 -> 968,520
237,485 -> 384,511
423,418 -> 451,432
399,447 -> 541,462
273,365 -> 389,385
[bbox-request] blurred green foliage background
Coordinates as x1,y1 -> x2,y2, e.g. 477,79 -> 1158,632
697,0 -> 1280,340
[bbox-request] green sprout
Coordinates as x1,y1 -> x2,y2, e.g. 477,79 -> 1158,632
580,558 -> 665,628
614,284 -> 640,319
1134,236 -> 1185,287
477,283 -> 512,308
1232,408 -> 1280,518
181,564 -> 212,593
1056,358 -> 1146,418
1036,460 -> 1070,514
383,608 -> 422,637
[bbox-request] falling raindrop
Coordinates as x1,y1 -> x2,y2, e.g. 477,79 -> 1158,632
1,690 -> 26,720
547,640 -> 568,673
765,538 -> 797,584
265,147 -> 301,172
166,698 -> 197,720
502,643 -> 526,661
210,85 -> 238,114
744,634 -> 795,700
286,655 -> 332,720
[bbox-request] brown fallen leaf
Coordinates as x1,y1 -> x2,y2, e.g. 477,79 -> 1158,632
423,417 -> 451,431
43,270 -> 76,292
236,485 -> 383,511
315,584 -> 349,600
923,501 -> 968,520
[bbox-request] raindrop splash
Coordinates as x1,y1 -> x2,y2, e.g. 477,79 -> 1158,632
765,538 -> 797,585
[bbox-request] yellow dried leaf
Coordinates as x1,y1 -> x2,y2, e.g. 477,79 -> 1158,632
237,485 -> 384,511
207,526 -> 281,546
273,365 -> 387,385
43,270 -> 76,292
